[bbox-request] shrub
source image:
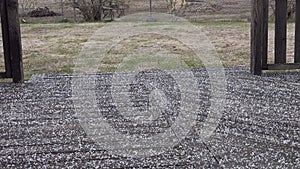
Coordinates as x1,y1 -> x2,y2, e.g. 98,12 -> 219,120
71,0 -> 129,21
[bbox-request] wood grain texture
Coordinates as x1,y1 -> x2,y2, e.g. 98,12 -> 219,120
0,0 -> 24,82
275,0 -> 287,64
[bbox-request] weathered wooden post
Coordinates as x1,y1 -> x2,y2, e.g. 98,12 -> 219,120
275,0 -> 287,64
0,0 -> 24,83
262,0 -> 269,70
251,0 -> 300,75
295,0 -> 300,63
251,0 -> 269,75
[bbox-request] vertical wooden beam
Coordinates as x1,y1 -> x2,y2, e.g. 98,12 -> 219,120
251,0 -> 262,75
275,0 -> 287,64
5,0 -> 24,83
262,0 -> 269,69
1,0 -> 12,78
295,0 -> 300,63
251,0 -> 268,75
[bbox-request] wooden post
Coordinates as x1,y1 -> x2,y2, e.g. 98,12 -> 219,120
73,0 -> 77,22
251,0 -> 268,75
1,0 -> 24,83
251,0 -> 300,74
1,0 -> 12,78
295,0 -> 300,63
275,0 -> 287,64
61,0 -> 65,20
262,0 -> 269,69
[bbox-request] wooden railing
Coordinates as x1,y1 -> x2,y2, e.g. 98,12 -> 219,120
251,0 -> 300,75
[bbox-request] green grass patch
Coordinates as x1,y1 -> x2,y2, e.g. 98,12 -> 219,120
98,66 -> 118,72
234,51 -> 250,58
192,20 -> 249,27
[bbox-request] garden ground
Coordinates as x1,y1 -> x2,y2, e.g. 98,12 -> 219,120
1,20 -> 297,80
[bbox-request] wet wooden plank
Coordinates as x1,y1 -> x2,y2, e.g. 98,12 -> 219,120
0,72 -> 7,78
1,0 -> 12,78
4,0 -> 24,83
262,0 -> 269,69
267,63 -> 300,70
275,0 -> 287,64
251,0 -> 268,75
295,0 -> 300,63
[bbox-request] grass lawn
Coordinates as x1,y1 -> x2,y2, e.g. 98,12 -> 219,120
0,22 -> 105,80
0,20 -> 296,81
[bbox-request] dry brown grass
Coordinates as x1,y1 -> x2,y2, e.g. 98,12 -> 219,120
0,20 -> 297,81
200,22 -> 297,67
0,22 -> 104,79
198,22 -> 251,67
